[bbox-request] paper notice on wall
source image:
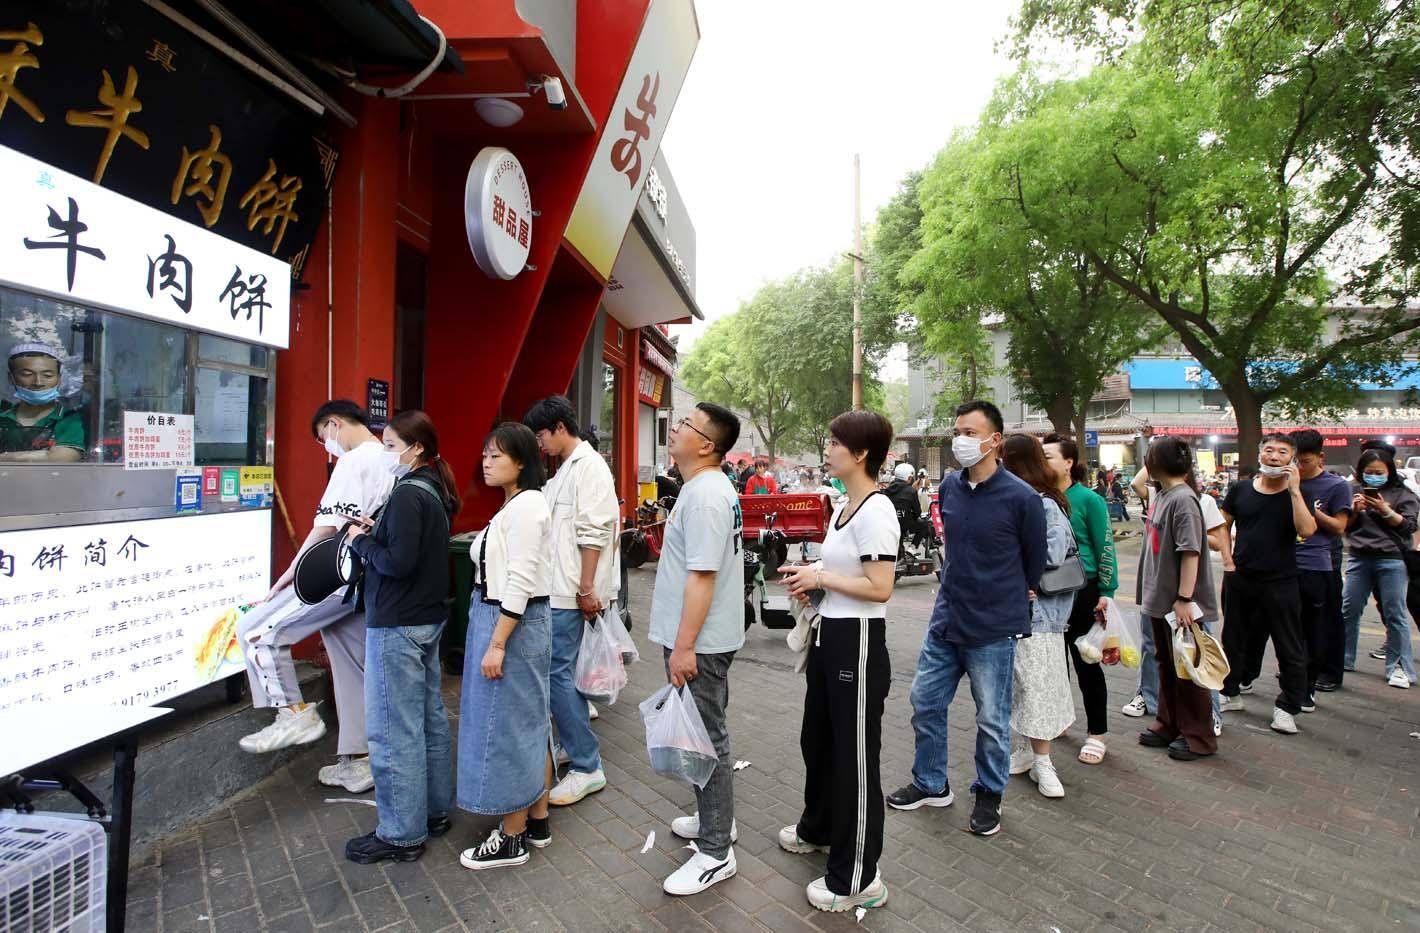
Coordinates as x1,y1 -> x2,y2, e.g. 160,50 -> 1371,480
196,369 -> 249,445
123,411 -> 194,470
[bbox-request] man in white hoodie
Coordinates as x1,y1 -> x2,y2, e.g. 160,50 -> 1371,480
524,396 -> 621,805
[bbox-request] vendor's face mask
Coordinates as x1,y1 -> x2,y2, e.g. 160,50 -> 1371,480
13,385 -> 60,404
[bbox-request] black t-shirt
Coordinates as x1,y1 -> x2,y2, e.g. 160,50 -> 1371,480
883,480 -> 921,534
1221,480 -> 1298,580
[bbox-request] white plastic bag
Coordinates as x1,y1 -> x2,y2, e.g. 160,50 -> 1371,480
601,602 -> 639,664
1073,598 -> 1142,668
639,684 -> 718,788
575,617 -> 628,704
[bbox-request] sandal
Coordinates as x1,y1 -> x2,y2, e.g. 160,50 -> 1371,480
1078,736 -> 1107,765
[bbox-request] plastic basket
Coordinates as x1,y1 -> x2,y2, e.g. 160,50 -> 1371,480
0,812 -> 107,933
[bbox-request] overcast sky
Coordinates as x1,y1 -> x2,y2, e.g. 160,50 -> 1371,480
658,1 -> 1021,378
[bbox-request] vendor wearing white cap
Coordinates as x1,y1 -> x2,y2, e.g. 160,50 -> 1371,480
1,343 -> 84,462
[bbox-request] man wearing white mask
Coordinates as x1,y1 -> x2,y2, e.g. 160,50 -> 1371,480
235,400 -> 393,794
887,401 -> 1046,838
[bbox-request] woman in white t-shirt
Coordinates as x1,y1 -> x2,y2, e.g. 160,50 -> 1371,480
779,410 -> 898,915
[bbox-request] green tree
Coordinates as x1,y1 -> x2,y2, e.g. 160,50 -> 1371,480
1002,0 -> 1420,462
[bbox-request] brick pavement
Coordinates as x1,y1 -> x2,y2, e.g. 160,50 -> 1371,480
128,538 -> 1420,932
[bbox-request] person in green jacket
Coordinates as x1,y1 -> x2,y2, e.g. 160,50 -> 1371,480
1043,433 -> 1118,765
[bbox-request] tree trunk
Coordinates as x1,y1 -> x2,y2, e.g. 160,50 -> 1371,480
966,357 -> 980,401
1045,393 -> 1074,436
1226,380 -> 1264,470
1073,395 -> 1090,460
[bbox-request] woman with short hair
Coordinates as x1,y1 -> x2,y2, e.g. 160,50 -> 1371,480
457,423 -> 555,870
779,410 -> 898,914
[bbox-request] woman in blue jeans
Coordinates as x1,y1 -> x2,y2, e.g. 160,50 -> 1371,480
458,422 -> 555,870
1341,451 -> 1419,688
343,410 -> 460,864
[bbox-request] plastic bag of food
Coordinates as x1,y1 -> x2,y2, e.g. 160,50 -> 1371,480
574,616 -> 628,704
1073,598 -> 1142,668
639,684 -> 718,789
600,602 -> 639,664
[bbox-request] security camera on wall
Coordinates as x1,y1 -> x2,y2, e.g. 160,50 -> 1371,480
543,76 -> 567,110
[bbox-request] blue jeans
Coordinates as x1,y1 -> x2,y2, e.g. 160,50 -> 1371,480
909,633 -> 1015,797
550,608 -> 602,773
1139,614 -> 1220,719
365,623 -> 453,847
1342,554 -> 1415,680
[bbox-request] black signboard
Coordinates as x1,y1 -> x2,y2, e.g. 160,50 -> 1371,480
366,378 -> 390,431
0,0 -> 337,280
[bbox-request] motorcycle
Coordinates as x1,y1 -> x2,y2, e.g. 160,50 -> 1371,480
895,518 -> 942,581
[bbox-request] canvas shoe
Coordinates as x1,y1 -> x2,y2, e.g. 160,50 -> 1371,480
527,816 -> 552,849
807,871 -> 888,913
1300,693 -> 1317,713
317,755 -> 373,793
1009,746 -> 1033,775
460,828 -> 529,871
777,825 -> 829,854
663,846 -> 736,896
549,769 -> 606,806
885,783 -> 954,811
1029,758 -> 1064,798
1219,695 -> 1245,712
670,811 -> 738,843
1120,694 -> 1147,717
1212,713 -> 1223,737
1388,669 -> 1411,689
238,704 -> 326,753
1270,708 -> 1299,735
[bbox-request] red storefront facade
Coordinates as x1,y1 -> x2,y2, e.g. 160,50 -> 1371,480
272,0 -> 700,568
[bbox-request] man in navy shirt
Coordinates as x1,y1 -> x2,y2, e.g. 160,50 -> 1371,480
886,401 -> 1046,837
1291,430 -> 1352,693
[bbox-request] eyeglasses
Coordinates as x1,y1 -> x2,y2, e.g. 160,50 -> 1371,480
676,417 -> 722,453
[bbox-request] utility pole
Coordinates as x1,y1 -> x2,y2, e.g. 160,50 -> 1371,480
851,153 -> 864,410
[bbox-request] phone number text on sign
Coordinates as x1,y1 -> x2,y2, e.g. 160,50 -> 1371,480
0,510 -> 271,713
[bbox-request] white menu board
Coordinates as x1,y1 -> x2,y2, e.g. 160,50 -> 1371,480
123,411 -> 195,470
0,509 -> 271,714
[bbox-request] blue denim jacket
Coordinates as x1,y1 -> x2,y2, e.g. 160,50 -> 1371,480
1032,495 -> 1074,634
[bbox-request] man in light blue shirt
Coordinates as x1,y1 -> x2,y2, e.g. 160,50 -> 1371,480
650,402 -> 745,898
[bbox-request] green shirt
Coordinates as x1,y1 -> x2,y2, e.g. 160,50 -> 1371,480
0,401 -> 86,455
1065,482 -> 1118,597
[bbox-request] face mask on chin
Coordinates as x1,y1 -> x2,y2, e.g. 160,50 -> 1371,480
1257,464 -> 1288,478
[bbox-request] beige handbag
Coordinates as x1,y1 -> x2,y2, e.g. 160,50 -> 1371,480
1173,622 -> 1230,691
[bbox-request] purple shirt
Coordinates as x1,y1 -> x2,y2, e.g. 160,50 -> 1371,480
1297,471 -> 1351,572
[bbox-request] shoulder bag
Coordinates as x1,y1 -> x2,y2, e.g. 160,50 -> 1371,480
1037,498 -> 1087,596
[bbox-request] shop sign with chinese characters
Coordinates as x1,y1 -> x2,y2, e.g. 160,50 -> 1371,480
464,146 -> 532,280
123,410 -> 194,470
1,145 -> 290,347
0,509 -> 271,714
0,4 -> 337,277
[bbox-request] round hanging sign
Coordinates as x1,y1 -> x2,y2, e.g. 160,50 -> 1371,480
464,146 -> 532,280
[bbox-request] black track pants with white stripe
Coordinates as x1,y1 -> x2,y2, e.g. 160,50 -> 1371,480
797,617 -> 890,896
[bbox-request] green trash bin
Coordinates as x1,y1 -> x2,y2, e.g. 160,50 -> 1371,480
444,531 -> 478,674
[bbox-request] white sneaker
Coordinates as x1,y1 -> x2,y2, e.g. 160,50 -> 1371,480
670,812 -> 738,843
807,871 -> 888,912
587,701 -> 599,720
1212,714 -> 1223,737
1009,746 -> 1032,775
317,755 -> 373,793
1219,695 -> 1245,712
777,825 -> 828,854
1121,694 -> 1147,717
553,744 -> 571,766
1270,708 -> 1299,735
663,847 -> 736,896
1028,758 -> 1065,798
549,769 -> 606,806
238,704 -> 326,753
1238,681 -> 1255,695
1388,670 -> 1411,689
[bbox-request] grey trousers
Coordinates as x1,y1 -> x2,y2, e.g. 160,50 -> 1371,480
237,587 -> 367,755
662,647 -> 736,860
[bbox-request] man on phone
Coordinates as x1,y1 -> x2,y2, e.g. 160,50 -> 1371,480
1217,434 -> 1317,734
1291,430 -> 1351,692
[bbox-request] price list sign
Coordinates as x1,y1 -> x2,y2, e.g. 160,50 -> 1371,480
124,411 -> 195,470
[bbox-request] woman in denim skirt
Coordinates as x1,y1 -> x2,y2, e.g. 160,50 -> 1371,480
458,422 -> 555,871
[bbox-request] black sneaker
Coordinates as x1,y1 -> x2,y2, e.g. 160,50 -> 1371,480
1138,730 -> 1171,748
427,815 -> 452,838
969,791 -> 1001,836
345,832 -> 424,864
1314,679 -> 1340,692
886,782 -> 954,811
1300,693 -> 1317,713
1167,739 -> 1212,762
527,816 -> 551,849
459,828 -> 529,871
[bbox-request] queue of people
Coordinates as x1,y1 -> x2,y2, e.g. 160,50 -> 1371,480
232,392 -> 1419,918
